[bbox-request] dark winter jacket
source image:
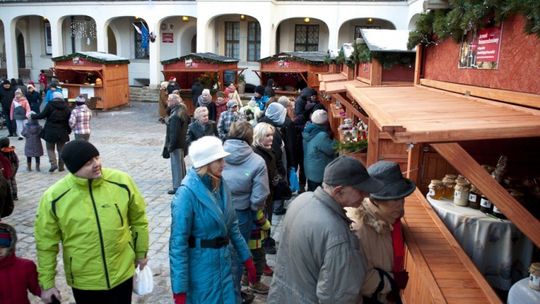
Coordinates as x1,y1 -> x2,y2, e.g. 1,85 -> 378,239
0,223 -> 41,304
293,87 -> 316,127
0,85 -> 15,114
302,123 -> 336,183
31,98 -> 71,143
167,81 -> 180,94
25,90 -> 42,114
258,115 -> 297,175
186,120 -> 218,152
191,82 -> 204,107
165,103 -> 189,152
21,121 -> 44,157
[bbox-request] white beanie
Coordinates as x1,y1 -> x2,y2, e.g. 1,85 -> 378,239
311,109 -> 328,124
189,136 -> 230,168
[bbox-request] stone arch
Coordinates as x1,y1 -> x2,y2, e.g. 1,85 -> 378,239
274,17 -> 330,53
337,17 -> 396,47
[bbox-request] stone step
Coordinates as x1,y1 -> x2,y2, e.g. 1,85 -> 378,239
129,86 -> 159,103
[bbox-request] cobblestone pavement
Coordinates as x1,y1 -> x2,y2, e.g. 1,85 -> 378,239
2,102 -> 283,304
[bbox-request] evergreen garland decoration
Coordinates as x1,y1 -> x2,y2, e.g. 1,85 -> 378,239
408,0 -> 540,50
335,139 -> 368,153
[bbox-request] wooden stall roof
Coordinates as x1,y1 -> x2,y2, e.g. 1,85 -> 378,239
346,85 -> 540,143
161,52 -> 239,65
320,79 -> 368,94
52,52 -> 130,64
258,51 -> 327,65
318,73 -> 348,83
360,29 -> 416,53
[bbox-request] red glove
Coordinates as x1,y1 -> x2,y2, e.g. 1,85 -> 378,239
244,257 -> 257,285
173,293 -> 186,304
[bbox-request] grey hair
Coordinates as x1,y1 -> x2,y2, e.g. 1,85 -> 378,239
202,89 -> 211,95
253,122 -> 275,147
277,96 -> 290,108
194,106 -> 209,120
167,93 -> 182,104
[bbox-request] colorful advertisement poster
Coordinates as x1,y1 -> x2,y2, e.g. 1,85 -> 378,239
162,33 -> 174,43
459,25 -> 502,69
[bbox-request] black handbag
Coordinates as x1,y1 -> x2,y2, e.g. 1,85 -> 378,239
273,179 -> 292,200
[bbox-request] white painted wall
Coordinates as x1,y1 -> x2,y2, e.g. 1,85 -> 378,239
0,0 -> 413,86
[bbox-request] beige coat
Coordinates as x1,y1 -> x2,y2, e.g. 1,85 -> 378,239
346,199 -> 394,303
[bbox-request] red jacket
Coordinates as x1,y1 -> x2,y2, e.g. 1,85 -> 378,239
0,253 -> 41,304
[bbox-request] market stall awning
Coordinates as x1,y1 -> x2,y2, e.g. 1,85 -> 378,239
52,52 -> 130,64
318,73 -> 348,83
320,79 -> 368,94
161,52 -> 239,65
258,51 -> 327,65
346,85 -> 540,143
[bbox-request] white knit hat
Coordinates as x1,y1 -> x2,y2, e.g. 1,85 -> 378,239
189,136 -> 230,168
311,109 -> 328,124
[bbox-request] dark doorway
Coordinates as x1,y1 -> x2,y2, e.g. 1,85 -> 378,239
191,35 -> 197,53
16,33 -> 25,68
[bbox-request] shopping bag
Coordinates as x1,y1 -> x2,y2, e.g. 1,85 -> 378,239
289,167 -> 299,192
133,265 -> 154,296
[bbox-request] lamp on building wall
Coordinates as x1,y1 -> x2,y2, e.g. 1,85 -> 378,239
240,15 -> 246,21
367,18 -> 373,24
304,17 -> 310,23
182,16 -> 189,22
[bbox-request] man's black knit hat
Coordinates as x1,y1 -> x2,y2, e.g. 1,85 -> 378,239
61,140 -> 100,174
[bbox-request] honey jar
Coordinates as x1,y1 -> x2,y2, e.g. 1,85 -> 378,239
428,180 -> 444,200
453,181 -> 470,207
529,262 -> 540,290
442,175 -> 456,200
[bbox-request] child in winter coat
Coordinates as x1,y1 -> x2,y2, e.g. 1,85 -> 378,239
10,89 -> 31,140
0,137 -> 19,200
243,209 -> 272,294
68,95 -> 92,141
0,223 -> 42,304
21,114 -> 44,171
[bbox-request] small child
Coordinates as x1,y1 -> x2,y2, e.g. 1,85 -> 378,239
0,137 -> 19,200
243,209 -> 271,294
21,114 -> 44,172
0,223 -> 41,304
69,95 -> 92,141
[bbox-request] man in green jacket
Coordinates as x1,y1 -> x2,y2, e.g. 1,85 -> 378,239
35,140 -> 149,304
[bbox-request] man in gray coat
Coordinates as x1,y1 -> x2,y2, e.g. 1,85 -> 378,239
268,155 -> 383,304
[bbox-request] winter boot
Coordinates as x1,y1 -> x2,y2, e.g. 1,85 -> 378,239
36,162 -> 40,172
27,162 -> 32,171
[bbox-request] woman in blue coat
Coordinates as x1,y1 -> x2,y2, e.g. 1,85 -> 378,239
169,136 -> 257,304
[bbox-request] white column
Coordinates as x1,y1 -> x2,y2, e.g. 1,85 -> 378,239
328,24 -> 339,51
50,18 -> 64,57
96,19 -> 108,53
196,16 -> 209,52
260,21 -> 274,58
4,19 -> 19,79
148,20 -> 161,88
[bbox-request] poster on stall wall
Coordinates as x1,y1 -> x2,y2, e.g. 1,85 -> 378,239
458,25 -> 503,70
162,33 -> 174,43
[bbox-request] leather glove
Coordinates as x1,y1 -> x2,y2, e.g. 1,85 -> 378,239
244,257 -> 257,285
174,293 -> 186,304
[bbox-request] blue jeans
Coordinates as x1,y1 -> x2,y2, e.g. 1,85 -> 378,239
170,148 -> 185,190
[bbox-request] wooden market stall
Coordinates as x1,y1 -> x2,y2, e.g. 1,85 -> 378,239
52,52 -> 130,110
255,52 -> 329,96
161,52 -> 242,113
340,13 -> 540,304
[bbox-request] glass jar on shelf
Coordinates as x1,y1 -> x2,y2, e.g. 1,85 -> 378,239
442,175 -> 457,200
467,185 -> 481,209
479,194 -> 493,214
428,180 -> 444,200
453,180 -> 470,207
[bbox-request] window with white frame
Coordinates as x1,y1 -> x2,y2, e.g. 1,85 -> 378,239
295,24 -> 319,51
247,22 -> 261,61
44,21 -> 52,55
134,21 -> 149,59
225,21 -> 240,59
